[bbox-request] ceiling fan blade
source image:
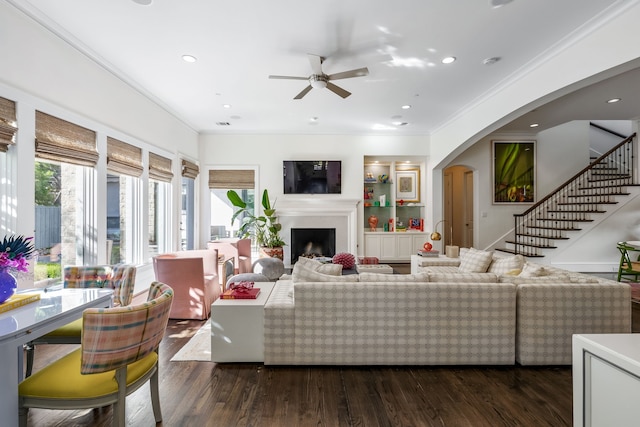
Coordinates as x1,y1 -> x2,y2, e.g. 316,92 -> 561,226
307,54 -> 324,75
269,75 -> 308,80
328,67 -> 369,81
294,85 -> 313,100
326,82 -> 351,98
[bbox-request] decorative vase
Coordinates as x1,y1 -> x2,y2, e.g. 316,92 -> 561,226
259,246 -> 284,260
0,267 -> 18,304
368,215 -> 379,231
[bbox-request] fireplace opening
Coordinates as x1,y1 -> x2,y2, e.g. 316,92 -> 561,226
291,228 -> 336,264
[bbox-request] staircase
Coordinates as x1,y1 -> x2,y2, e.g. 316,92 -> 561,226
497,133 -> 637,257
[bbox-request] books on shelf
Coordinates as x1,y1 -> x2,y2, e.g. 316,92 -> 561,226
417,250 -> 440,257
0,293 -> 41,314
220,288 -> 261,300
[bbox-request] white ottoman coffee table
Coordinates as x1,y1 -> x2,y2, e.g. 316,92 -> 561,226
356,264 -> 394,274
210,282 -> 275,362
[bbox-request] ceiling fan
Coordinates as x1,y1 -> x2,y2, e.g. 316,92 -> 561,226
269,54 -> 369,99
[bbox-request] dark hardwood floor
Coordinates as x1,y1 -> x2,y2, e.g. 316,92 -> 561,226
25,263 -> 606,426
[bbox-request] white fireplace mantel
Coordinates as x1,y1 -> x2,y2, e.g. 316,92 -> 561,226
276,198 -> 360,266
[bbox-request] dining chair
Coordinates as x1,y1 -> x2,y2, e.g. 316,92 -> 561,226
18,281 -> 173,427
24,264 -> 137,377
617,241 -> 640,281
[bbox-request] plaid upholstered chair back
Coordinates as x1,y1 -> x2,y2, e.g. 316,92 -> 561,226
110,264 -> 137,306
80,281 -> 173,375
64,266 -> 113,289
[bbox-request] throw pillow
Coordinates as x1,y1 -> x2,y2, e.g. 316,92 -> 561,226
488,254 -> 524,275
358,272 -> 429,282
458,247 -> 493,273
294,256 -> 343,276
518,263 -> 549,277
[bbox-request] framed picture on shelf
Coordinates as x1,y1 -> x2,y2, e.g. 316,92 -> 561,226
395,169 -> 420,202
492,140 -> 535,204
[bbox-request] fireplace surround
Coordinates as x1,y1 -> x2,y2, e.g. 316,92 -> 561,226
276,198 -> 359,267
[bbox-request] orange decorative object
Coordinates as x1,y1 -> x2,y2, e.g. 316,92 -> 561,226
423,242 -> 433,252
368,215 -> 379,231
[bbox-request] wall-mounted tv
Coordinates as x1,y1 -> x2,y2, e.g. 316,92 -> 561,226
283,161 -> 342,194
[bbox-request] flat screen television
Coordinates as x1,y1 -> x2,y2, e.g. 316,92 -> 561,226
283,161 -> 342,194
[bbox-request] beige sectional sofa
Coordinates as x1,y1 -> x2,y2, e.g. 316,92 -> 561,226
263,251 -> 631,366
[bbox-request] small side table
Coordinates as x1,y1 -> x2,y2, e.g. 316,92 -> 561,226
210,282 -> 275,362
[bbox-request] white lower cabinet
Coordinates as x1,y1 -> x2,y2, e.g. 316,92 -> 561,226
363,233 -> 427,261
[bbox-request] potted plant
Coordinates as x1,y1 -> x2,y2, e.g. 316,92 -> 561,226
227,189 -> 285,259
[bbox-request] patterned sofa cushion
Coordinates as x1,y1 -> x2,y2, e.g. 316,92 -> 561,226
294,256 -> 343,275
429,272 -> 499,283
498,273 -> 571,284
488,254 -> 524,275
358,272 -> 429,282
292,264 -> 358,283
458,247 -> 493,273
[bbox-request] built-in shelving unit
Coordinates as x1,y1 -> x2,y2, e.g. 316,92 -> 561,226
362,156 -> 428,261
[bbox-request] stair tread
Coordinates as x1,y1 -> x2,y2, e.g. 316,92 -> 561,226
495,248 -> 544,257
546,210 -> 605,213
524,225 -> 581,231
535,218 -> 593,222
506,240 -> 557,249
516,233 -> 570,240
557,201 -> 618,205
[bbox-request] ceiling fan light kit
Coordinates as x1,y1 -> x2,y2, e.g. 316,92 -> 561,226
269,53 -> 369,99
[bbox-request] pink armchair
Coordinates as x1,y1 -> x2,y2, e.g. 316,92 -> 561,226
153,249 -> 220,320
207,238 -> 252,275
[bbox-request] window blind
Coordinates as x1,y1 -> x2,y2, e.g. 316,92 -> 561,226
35,111 -> 98,167
149,152 -> 173,182
181,159 -> 199,179
107,137 -> 143,177
208,169 -> 255,189
0,97 -> 17,153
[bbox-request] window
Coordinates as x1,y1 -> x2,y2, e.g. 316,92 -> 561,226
34,160 -> 95,280
34,111 -> 98,280
180,159 -> 199,251
106,137 -> 143,264
208,169 -> 255,241
148,152 -> 173,259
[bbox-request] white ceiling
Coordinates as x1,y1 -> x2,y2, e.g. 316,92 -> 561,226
7,0 -> 640,135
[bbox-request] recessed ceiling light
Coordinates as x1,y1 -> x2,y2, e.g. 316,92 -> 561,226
529,123 -> 539,128
392,121 -> 409,126
442,56 -> 456,64
182,55 -> 197,63
401,105 -> 411,110
216,122 -> 230,126
132,0 -> 153,5
223,104 -> 231,109
607,98 -> 621,104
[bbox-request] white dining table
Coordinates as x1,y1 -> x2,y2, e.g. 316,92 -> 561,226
0,287 -> 113,426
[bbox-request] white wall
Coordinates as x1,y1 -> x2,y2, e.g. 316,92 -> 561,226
198,134 -> 429,248
1,2 -> 199,293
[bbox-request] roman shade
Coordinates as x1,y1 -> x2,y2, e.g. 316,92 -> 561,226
35,111 -> 98,167
208,169 -> 255,189
107,137 -> 143,177
148,152 -> 173,182
0,97 -> 17,153
181,159 -> 199,179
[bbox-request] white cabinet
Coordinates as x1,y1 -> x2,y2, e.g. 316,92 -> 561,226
573,334 -> 640,427
362,156 -> 427,262
363,232 -> 427,261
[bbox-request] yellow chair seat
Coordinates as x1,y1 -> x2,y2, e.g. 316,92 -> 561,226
44,318 -> 82,337
19,348 -> 157,400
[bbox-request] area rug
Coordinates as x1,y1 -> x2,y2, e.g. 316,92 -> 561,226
170,320 -> 212,362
